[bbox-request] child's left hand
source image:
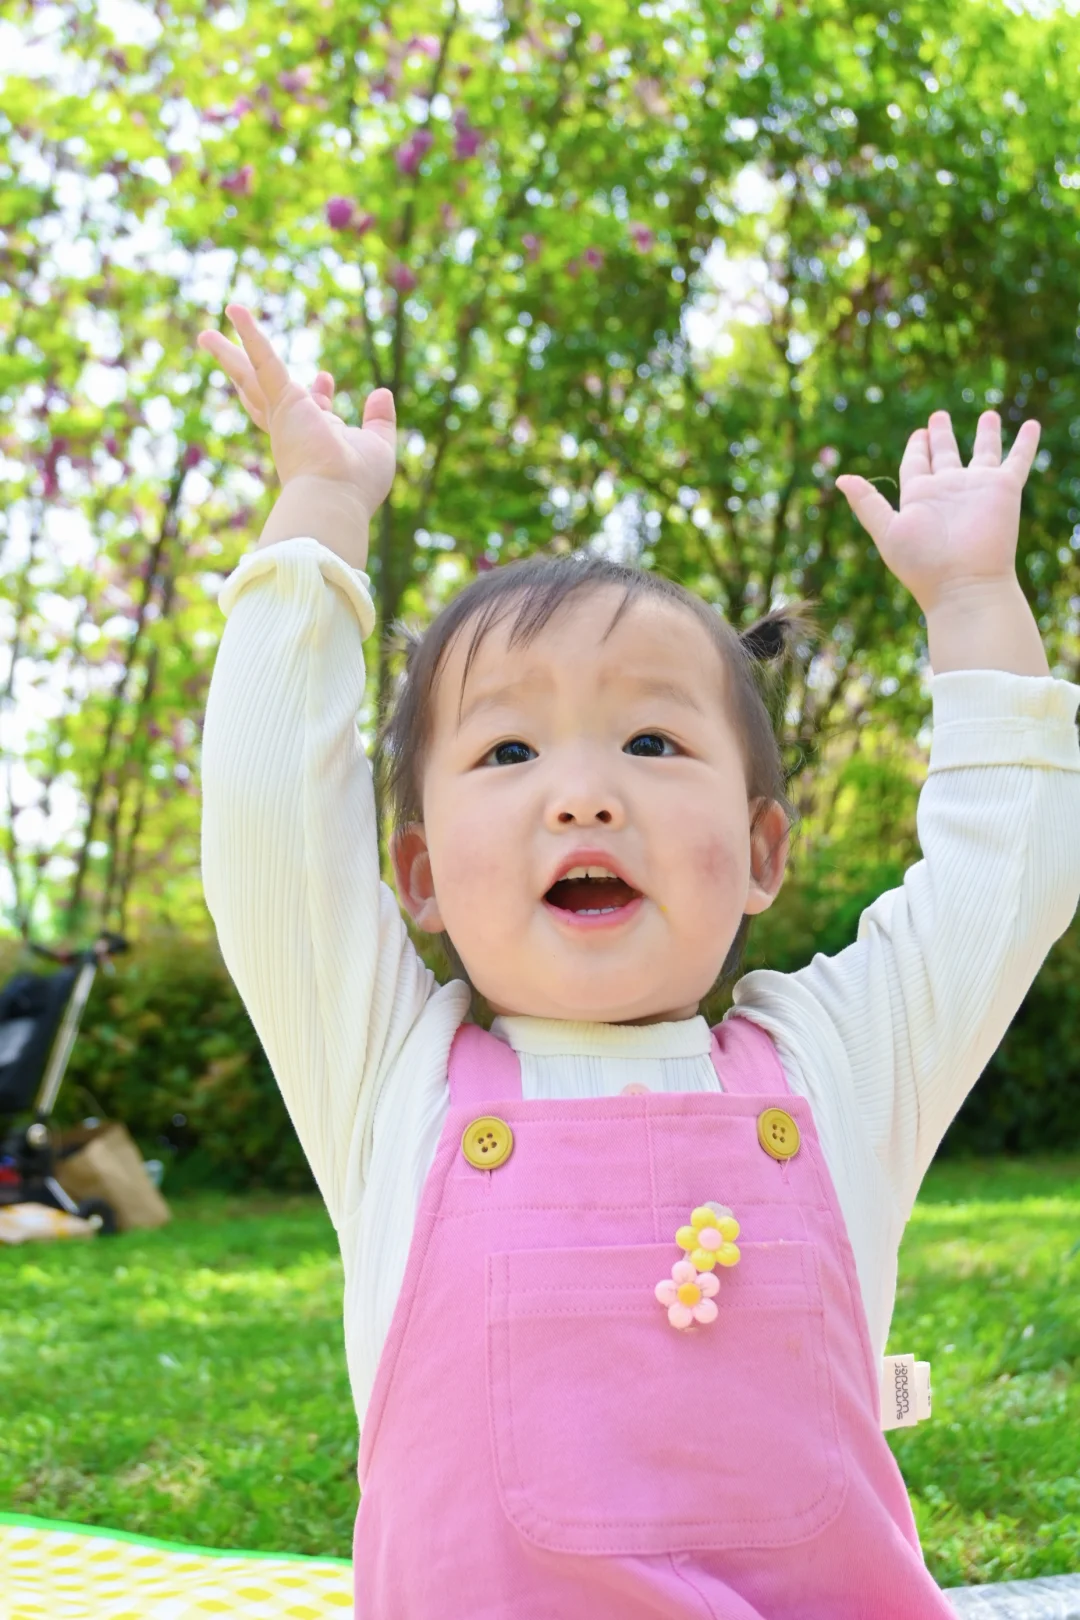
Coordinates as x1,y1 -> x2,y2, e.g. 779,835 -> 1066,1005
836,410 -> 1041,614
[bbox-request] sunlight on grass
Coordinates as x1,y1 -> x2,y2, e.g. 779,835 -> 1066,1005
0,1164 -> 1076,1581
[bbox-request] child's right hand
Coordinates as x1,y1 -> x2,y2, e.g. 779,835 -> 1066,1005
197,303 -> 397,522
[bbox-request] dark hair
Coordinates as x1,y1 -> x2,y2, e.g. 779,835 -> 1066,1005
377,554 -> 813,994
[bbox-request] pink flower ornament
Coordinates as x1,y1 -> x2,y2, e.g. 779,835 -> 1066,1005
655,1259 -> 720,1330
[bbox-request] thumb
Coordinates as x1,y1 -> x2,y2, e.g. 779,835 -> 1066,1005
835,474 -> 895,548
363,387 -> 397,453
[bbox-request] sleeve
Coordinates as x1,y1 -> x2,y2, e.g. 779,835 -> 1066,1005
732,670 -> 1080,1219
198,536 -> 470,1229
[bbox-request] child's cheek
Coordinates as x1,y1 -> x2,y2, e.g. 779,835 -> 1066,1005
684,832 -> 746,904
432,815 -> 520,942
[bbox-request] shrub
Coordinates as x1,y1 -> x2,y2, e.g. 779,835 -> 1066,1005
0,931 -> 314,1192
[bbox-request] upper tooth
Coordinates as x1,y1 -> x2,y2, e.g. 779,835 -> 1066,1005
563,865 -> 617,881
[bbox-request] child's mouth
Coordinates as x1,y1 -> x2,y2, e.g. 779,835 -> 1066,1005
544,871 -> 641,918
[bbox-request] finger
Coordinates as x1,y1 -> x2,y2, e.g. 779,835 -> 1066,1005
361,387 -> 397,452
224,303 -> 293,413
927,409 -> 962,472
1003,419 -> 1041,483
835,475 -> 895,548
197,329 -> 265,410
969,409 -> 1002,469
238,386 -> 268,431
898,427 -> 930,497
313,370 -> 334,398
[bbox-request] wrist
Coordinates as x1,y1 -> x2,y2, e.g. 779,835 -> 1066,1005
257,475 -> 372,571
924,575 -> 1050,677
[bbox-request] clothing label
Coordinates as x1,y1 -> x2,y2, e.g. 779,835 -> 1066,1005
880,1355 -> 932,1430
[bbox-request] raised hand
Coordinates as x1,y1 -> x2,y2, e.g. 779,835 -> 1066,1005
836,410 -> 1041,614
197,303 -> 397,522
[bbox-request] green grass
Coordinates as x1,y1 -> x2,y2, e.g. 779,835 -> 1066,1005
886,1156 -> 1080,1587
0,1158 -> 1077,1585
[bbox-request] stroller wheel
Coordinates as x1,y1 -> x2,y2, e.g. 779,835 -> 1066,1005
76,1197 -> 118,1236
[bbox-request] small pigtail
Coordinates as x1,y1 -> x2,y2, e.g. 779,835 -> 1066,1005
738,599 -> 817,666
735,599 -> 817,753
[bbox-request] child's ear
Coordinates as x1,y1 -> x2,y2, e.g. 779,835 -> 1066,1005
744,799 -> 790,916
390,823 -> 446,933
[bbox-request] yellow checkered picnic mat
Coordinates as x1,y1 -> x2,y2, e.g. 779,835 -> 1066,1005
0,1513 -> 353,1619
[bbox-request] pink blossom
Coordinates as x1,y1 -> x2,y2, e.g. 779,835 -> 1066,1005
522,233 -> 542,262
326,196 -> 355,230
231,96 -> 254,117
407,33 -> 441,59
475,555 -> 496,572
203,105 -> 230,124
370,74 -> 397,99
583,247 -> 604,269
182,444 -> 203,471
395,129 -> 434,176
630,222 -> 654,252
220,165 -> 254,196
455,127 -> 483,161
105,435 -> 122,457
387,262 -> 418,293
353,211 -> 377,236
278,65 -> 313,93
818,446 -> 840,469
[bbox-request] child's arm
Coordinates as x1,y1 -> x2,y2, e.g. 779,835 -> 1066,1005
737,412 -> 1080,1228
198,307 -> 469,1228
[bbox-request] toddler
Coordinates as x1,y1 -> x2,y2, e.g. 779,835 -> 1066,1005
198,304 -> 1080,1618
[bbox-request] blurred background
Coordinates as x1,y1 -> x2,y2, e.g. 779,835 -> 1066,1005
1,0 -> 1079,1580
2,0 -> 1078,1182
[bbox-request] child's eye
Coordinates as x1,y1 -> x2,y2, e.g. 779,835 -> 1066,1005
484,740 -> 536,767
625,732 -> 678,758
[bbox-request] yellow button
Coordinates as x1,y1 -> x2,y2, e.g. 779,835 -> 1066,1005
757,1107 -> 801,1161
461,1116 -> 514,1171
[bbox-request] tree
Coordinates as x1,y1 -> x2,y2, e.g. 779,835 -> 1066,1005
1,0 -> 1077,944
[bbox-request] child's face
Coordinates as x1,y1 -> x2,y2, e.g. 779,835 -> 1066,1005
392,588 -> 789,1024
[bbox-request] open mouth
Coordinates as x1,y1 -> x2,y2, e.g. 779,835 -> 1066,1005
544,866 -> 642,917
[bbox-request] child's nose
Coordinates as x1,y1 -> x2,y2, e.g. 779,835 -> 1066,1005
546,783 -> 626,830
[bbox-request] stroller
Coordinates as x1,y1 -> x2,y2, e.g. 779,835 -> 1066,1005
0,929 -> 129,1234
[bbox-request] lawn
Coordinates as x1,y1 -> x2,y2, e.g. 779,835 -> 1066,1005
0,1156 -> 1077,1588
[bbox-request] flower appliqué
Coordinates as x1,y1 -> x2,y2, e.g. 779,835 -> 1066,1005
655,1259 -> 720,1330
675,1203 -> 741,1271
655,1203 -> 741,1331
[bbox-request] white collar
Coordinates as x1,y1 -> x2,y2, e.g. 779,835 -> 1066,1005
490,1014 -> 712,1060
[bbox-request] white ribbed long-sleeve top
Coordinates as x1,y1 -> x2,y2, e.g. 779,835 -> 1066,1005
199,537 -> 1080,1430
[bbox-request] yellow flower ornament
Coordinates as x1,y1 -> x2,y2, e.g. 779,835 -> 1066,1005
675,1202 -> 741,1272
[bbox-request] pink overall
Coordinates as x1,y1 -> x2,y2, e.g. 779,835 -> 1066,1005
353,1015 -> 955,1618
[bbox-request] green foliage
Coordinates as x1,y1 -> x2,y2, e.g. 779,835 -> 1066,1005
1,1162 -> 1076,1583
1,0 -> 1078,941
944,918 -> 1080,1156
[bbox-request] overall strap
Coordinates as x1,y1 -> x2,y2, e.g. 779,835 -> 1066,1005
708,1011 -> 791,1097
448,1022 -> 523,1108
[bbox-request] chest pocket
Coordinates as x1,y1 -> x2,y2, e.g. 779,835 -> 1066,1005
486,1239 -> 847,1556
